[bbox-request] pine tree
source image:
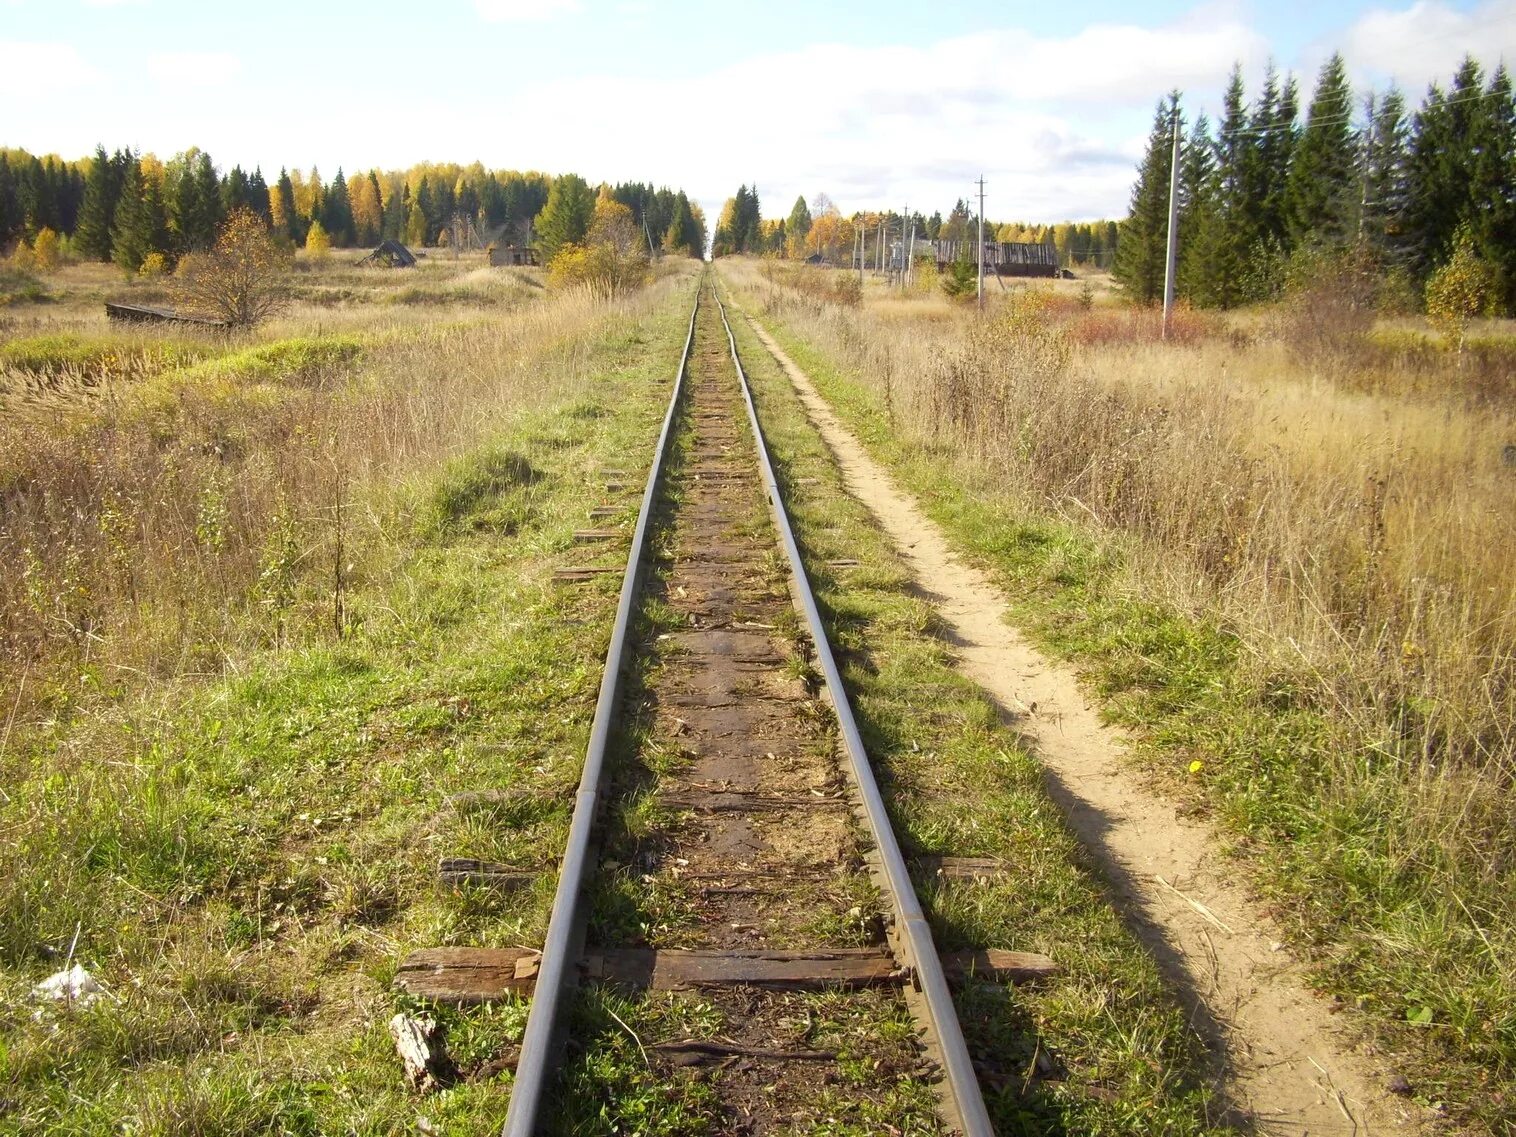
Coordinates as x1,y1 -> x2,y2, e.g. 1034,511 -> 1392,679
271,169 -> 298,242
322,168 -> 356,246
664,194 -> 696,257
786,195 -> 812,258
1114,94 -> 1180,305
0,158 -> 18,246
247,168 -> 270,223
534,173 -> 593,260
1361,88 -> 1412,265
1177,114 -> 1221,304
1405,58 -> 1485,283
221,165 -> 251,218
193,150 -> 222,246
1285,53 -> 1360,249
1471,64 -> 1516,310
111,156 -> 152,274
383,183 -> 407,242
75,145 -> 120,261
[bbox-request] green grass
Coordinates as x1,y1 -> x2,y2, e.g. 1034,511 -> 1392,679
726,275 -> 1516,1131
0,284 -> 694,1134
0,331 -> 218,376
722,293 -> 1225,1134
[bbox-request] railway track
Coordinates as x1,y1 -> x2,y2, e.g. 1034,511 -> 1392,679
400,277 -> 1031,1134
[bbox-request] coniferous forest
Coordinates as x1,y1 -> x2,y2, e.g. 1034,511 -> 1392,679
1116,53 -> 1516,311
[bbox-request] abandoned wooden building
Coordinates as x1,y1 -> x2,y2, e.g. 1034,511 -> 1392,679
359,239 -> 418,268
488,243 -> 538,267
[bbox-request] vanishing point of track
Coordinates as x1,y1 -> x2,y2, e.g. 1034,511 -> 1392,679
504,276 -> 995,1135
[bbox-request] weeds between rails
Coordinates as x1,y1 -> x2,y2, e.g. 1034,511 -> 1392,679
493,281 -> 995,1134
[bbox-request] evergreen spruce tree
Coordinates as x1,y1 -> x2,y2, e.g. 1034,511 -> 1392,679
221,165 -> 251,218
1405,58 -> 1485,283
1471,64 -> 1516,310
193,150 -> 222,247
1361,88 -> 1412,265
321,168 -> 356,246
247,168 -> 271,223
0,158 -> 16,246
272,169 -> 298,242
382,183 -> 407,242
75,145 -> 121,262
1114,94 -> 1180,305
1285,53 -> 1360,249
1177,114 -> 1222,305
111,157 -> 153,274
1207,64 -> 1256,306
786,195 -> 812,256
534,173 -> 593,261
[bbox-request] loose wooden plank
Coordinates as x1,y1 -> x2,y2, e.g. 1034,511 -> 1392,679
393,947 -> 540,1005
592,948 -> 905,991
437,858 -> 536,890
942,948 -> 1060,983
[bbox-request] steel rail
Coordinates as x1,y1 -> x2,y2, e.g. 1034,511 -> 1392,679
500,280 -> 702,1137
711,285 -> 996,1137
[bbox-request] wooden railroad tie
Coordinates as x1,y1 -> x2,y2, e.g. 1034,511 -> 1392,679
393,946 -> 1058,1005
912,855 -> 1009,881
554,566 -> 621,582
588,506 -> 622,519
661,790 -> 849,813
573,529 -> 621,543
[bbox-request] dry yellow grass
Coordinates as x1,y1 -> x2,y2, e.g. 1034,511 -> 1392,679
723,256 -> 1516,1115
0,254 -> 695,744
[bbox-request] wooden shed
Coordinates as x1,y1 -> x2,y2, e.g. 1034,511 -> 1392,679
488,244 -> 537,267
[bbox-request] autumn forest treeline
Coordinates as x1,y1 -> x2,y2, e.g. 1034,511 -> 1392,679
708,184 -> 1119,268
0,147 -> 709,272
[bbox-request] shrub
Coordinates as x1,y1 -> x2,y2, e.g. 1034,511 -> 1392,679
31,228 -> 60,272
173,207 -> 292,328
1426,226 -> 1499,353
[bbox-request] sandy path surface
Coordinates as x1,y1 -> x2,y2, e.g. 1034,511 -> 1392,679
739,306 -> 1433,1135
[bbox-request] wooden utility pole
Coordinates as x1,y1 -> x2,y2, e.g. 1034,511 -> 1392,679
976,176 -> 986,312
1161,108 -> 1180,339
891,204 -> 903,294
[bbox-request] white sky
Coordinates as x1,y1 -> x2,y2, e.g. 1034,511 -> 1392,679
2,0 -> 1513,224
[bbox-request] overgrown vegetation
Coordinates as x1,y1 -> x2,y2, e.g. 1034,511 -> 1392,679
721,257 -> 1516,1130
0,262 -> 695,1133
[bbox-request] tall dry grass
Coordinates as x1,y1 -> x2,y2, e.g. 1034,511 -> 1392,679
0,260 -> 691,752
725,258 -> 1516,1085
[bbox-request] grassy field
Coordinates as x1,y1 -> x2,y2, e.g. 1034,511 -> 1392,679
0,252 -> 698,1132
719,257 -> 1516,1131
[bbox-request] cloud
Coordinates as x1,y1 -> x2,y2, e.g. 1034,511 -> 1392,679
1341,0 -> 1516,90
475,0 -> 580,21
145,50 -> 242,88
0,41 -> 101,94
468,9 -> 1259,222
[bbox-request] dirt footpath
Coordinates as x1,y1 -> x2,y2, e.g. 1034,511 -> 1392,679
739,308 -> 1436,1136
